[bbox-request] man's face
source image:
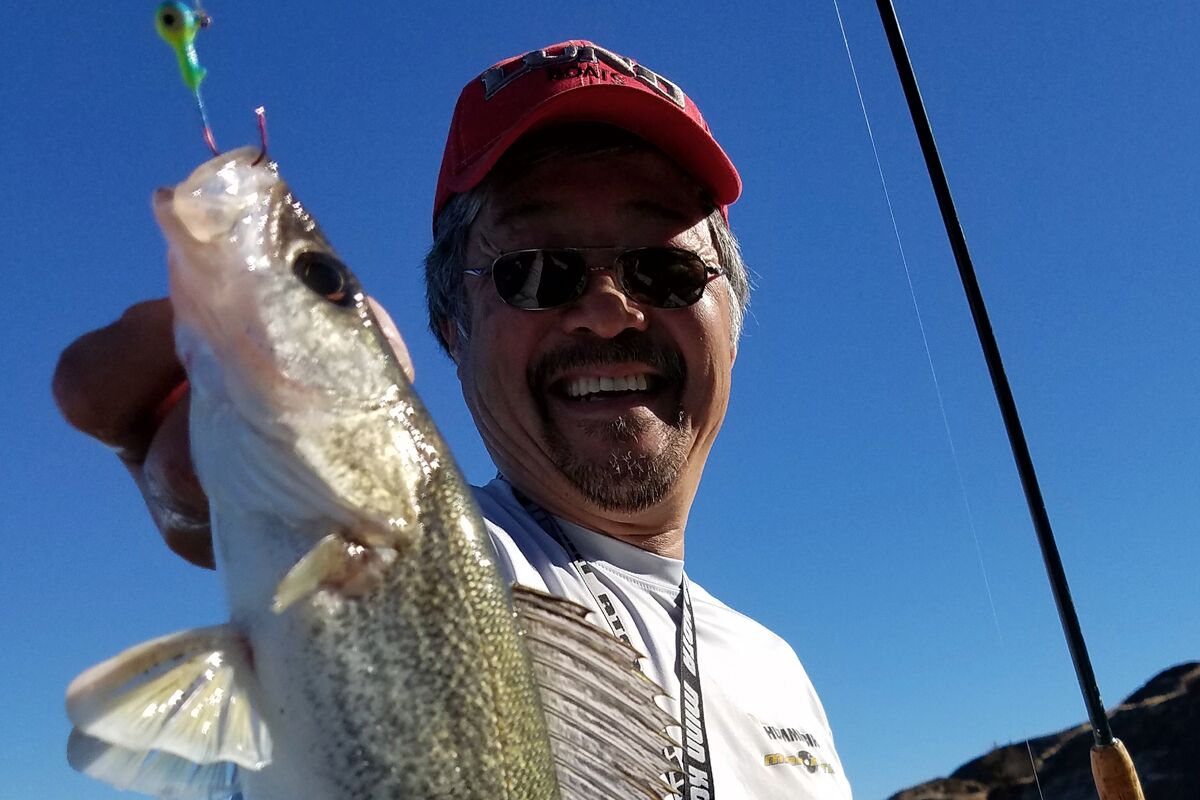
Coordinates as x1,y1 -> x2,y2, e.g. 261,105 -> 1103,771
448,147 -> 736,523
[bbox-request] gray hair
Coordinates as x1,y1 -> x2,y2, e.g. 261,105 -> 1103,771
424,130 -> 750,355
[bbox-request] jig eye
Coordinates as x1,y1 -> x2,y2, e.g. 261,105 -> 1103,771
158,2 -> 186,30
156,2 -> 195,42
293,251 -> 355,306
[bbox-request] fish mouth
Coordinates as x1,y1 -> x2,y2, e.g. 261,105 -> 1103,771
153,147 -> 276,245
152,186 -> 182,231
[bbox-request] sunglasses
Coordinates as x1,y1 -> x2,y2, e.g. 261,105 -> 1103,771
464,246 -> 724,311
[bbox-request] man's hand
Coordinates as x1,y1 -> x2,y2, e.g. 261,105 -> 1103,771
52,297 -> 413,569
53,299 -> 213,566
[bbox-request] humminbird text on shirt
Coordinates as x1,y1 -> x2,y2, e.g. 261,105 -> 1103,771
763,724 -> 819,747
759,721 -> 835,774
481,43 -> 689,109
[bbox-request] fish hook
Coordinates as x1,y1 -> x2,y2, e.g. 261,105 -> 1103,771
251,106 -> 270,166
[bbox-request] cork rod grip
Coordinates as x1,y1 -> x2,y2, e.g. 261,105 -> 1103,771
1090,739 -> 1145,800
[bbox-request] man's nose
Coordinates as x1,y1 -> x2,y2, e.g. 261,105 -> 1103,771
557,268 -> 648,338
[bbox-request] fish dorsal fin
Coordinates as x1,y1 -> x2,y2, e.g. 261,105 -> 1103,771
66,624 -> 270,771
67,730 -> 241,800
512,584 -> 680,800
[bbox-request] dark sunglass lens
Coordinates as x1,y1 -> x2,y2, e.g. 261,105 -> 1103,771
619,249 -> 709,308
493,250 -> 587,309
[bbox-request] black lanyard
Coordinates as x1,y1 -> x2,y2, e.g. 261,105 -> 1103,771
511,486 -> 717,799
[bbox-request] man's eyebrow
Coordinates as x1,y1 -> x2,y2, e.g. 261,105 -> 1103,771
624,199 -> 696,223
491,202 -> 553,228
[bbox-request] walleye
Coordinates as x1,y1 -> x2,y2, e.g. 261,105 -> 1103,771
66,148 -> 676,799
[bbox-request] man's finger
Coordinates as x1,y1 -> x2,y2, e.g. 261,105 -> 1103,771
52,298 -> 185,462
137,398 -> 214,568
127,460 -> 215,568
368,297 -> 415,383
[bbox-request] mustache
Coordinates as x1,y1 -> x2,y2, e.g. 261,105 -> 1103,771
530,331 -> 685,389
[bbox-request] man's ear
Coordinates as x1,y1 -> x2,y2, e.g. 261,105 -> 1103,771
439,317 -> 465,366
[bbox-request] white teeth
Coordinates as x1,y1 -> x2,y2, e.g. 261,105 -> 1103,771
564,374 -> 652,398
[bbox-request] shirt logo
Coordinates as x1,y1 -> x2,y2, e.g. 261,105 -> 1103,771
481,43 -> 688,109
756,718 -> 839,776
763,750 -> 838,774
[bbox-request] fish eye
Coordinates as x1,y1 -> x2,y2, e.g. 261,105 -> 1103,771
293,251 -> 355,307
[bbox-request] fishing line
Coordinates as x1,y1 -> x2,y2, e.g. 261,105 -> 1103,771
195,86 -> 219,156
830,0 -> 998,630
830,1 -> 1045,795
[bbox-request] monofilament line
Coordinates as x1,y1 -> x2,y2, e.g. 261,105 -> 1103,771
829,2 -> 1045,795
830,0 -> 999,631
194,86 -> 219,155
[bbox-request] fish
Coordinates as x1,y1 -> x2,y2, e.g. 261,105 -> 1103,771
65,147 -> 677,800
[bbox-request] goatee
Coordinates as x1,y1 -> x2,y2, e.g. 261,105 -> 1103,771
546,409 -> 690,513
530,331 -> 689,512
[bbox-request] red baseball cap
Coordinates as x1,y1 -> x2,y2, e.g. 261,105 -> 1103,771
433,40 -> 741,228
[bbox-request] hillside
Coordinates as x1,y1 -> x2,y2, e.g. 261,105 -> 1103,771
888,662 -> 1200,800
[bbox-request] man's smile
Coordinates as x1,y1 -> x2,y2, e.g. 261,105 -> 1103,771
561,372 -> 650,399
531,332 -> 686,427
541,365 -> 677,423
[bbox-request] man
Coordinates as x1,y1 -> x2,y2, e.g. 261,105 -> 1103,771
53,41 -> 852,799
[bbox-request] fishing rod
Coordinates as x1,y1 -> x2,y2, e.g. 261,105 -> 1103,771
871,2 -> 1144,798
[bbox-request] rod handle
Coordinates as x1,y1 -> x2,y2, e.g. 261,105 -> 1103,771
1091,739 -> 1145,800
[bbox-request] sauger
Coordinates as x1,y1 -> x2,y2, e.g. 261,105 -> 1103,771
65,148 -> 676,800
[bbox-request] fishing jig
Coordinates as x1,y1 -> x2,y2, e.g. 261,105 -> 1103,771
155,1 -> 218,154
155,2 -> 268,162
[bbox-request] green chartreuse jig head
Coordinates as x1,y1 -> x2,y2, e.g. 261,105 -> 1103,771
156,2 -> 209,92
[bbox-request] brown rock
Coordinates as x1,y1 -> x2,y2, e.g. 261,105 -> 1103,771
887,662 -> 1200,800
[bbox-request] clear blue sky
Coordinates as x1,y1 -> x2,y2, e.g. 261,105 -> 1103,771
3,3 -> 1197,798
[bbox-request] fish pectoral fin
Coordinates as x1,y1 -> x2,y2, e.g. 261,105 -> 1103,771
512,584 -> 682,800
273,531 -> 398,614
66,624 -> 271,772
68,729 -> 242,800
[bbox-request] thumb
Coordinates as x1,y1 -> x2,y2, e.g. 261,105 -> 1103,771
367,296 -> 414,383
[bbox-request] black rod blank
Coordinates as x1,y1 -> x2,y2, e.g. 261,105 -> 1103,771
873,0 -> 1113,747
